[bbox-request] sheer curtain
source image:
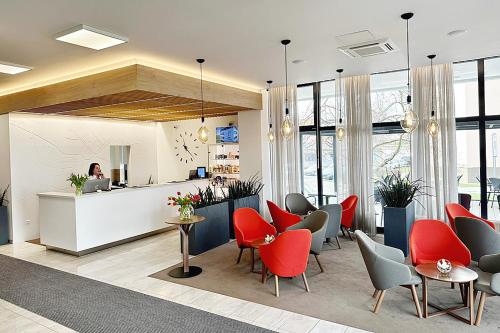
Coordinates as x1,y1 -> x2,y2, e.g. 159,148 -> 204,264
411,63 -> 457,219
343,75 -> 376,235
269,85 -> 301,207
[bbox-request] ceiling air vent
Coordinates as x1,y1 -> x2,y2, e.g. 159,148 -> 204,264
338,38 -> 398,58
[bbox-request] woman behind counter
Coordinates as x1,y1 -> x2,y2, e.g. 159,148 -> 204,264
88,163 -> 105,180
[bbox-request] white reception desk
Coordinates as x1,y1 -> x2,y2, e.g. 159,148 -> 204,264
38,180 -> 208,256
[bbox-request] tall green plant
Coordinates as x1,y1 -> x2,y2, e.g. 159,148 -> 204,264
193,186 -> 221,208
223,175 -> 264,200
377,172 -> 428,208
0,185 -> 9,207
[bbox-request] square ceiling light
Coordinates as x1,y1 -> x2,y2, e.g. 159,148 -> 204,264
55,24 -> 128,50
0,61 -> 32,74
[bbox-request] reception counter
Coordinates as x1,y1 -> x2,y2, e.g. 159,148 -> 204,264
38,180 -> 209,256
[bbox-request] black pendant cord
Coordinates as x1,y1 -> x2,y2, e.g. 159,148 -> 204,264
267,80 -> 273,128
197,59 -> 205,123
285,44 -> 289,115
406,17 -> 411,104
338,70 -> 343,124
431,57 -> 434,117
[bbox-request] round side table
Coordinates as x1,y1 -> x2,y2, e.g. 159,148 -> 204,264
416,262 -> 478,325
166,215 -> 205,278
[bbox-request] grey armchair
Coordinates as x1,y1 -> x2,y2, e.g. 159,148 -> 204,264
474,253 -> 500,325
285,193 -> 317,215
355,230 -> 422,317
319,203 -> 342,249
455,216 -> 500,262
287,210 -> 328,272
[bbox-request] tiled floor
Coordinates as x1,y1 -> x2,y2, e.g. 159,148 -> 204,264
0,231 -> 368,333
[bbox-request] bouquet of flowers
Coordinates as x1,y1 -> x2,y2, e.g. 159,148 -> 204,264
168,192 -> 201,220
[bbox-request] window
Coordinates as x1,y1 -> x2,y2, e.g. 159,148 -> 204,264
297,85 -> 314,126
300,132 -> 318,204
320,81 -> 336,127
453,62 -> 479,117
371,71 -> 407,123
485,57 -> 500,115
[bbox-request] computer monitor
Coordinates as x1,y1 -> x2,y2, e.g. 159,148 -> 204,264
197,167 -> 206,178
82,178 -> 110,194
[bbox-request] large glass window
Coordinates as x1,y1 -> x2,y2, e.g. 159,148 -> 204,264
300,132 -> 318,204
371,71 -> 407,123
321,132 -> 336,204
320,81 -> 336,127
454,62 -> 479,117
456,125 -> 481,216
485,58 -> 500,115
297,85 -> 314,126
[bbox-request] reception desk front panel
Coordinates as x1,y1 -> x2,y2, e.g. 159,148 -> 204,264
38,180 -> 208,255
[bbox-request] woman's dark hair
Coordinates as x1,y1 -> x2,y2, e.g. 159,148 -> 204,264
88,163 -> 100,176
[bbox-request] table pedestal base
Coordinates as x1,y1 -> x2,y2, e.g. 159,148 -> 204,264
168,266 -> 202,278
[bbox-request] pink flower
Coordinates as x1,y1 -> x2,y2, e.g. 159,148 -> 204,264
177,192 -> 181,196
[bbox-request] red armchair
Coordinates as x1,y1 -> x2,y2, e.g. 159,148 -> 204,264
267,200 -> 302,233
260,229 -> 312,297
409,219 -> 471,267
445,203 -> 496,232
340,195 -> 358,240
233,208 -> 277,271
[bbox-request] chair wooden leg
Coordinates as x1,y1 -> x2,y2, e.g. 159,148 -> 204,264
475,292 -> 487,326
373,290 -> 386,314
372,289 -> 380,298
410,285 -> 422,318
341,226 -> 347,237
314,254 -> 324,273
302,273 -> 310,292
250,248 -> 255,272
274,275 -> 280,297
236,248 -> 243,264
346,228 -> 354,241
459,283 -> 465,303
451,282 -> 455,289
336,236 -> 341,249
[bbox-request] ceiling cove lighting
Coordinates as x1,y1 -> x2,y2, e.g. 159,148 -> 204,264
280,39 -> 294,140
399,12 -> 419,134
196,58 -> 209,143
336,69 -> 346,141
0,61 -> 32,75
266,80 -> 275,143
427,54 -> 440,137
55,25 -> 128,50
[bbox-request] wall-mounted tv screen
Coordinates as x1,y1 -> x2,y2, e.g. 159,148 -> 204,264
216,126 -> 239,143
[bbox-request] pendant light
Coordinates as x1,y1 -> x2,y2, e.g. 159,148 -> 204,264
336,69 -> 346,141
196,58 -> 209,143
280,39 -> 294,140
400,12 -> 419,133
426,54 -> 440,137
266,80 -> 275,142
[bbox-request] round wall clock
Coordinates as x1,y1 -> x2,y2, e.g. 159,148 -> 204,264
174,131 -> 200,164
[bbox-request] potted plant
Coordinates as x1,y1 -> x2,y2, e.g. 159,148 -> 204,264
182,186 -> 230,255
67,173 -> 89,196
224,175 -> 264,238
0,185 -> 9,245
377,172 -> 427,257
168,192 -> 201,220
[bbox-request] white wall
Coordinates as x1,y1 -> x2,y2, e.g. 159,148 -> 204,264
156,115 -> 238,182
8,114 -> 158,242
0,114 -> 12,241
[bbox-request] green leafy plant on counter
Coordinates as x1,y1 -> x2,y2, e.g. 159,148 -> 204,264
376,171 -> 429,208
67,173 -> 89,195
223,174 -> 264,200
193,186 -> 221,208
0,185 -> 9,207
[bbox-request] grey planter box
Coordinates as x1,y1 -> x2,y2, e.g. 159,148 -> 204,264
181,201 -> 230,256
383,201 -> 415,257
228,195 -> 260,239
0,206 -> 8,245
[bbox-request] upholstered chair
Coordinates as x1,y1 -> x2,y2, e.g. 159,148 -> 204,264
355,230 -> 422,317
474,253 -> 500,325
267,200 -> 302,233
319,203 -> 342,249
445,203 -> 496,232
287,210 -> 328,272
340,195 -> 358,241
455,216 -> 500,262
285,193 -> 317,215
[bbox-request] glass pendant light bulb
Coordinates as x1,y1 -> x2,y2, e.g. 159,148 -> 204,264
427,116 -> 439,137
281,114 -> 294,140
197,123 -> 209,143
336,126 -> 345,141
400,104 -> 419,133
267,125 -> 275,142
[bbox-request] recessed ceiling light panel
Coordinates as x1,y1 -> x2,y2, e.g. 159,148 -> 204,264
55,24 -> 128,50
0,61 -> 32,75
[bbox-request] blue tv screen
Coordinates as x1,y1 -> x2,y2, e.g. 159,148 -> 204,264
216,126 -> 239,143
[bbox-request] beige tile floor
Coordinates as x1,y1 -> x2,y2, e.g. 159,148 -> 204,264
0,231 -> 369,333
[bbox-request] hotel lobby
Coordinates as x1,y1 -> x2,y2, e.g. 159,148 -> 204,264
1,1 -> 500,332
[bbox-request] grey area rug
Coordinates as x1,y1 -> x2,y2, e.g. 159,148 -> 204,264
151,236 -> 500,333
0,254 -> 273,333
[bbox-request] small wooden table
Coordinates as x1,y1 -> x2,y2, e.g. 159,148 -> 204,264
250,238 -> 272,283
416,262 -> 478,325
165,215 -> 205,278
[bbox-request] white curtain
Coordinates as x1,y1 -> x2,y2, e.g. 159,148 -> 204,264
269,85 -> 301,207
411,63 -> 457,219
343,75 -> 376,235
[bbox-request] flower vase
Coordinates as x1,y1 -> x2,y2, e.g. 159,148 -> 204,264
179,204 -> 194,220
75,186 -> 83,196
